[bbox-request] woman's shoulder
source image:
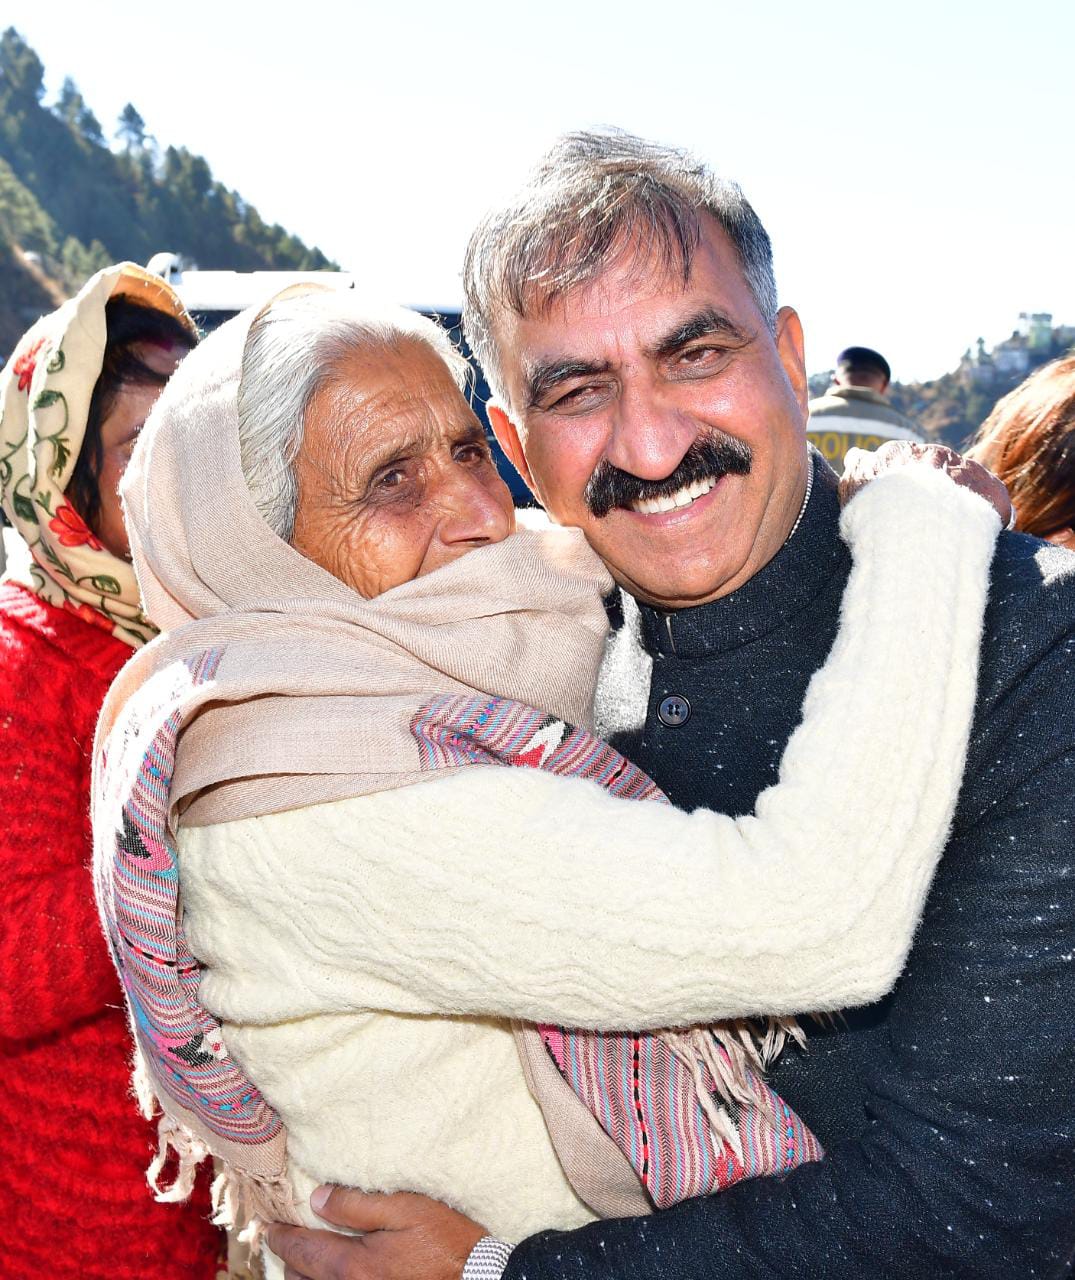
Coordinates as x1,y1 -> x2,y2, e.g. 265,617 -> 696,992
0,583 -> 130,671
0,584 -> 76,689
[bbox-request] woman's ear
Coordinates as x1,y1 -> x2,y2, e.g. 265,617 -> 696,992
488,404 -> 537,496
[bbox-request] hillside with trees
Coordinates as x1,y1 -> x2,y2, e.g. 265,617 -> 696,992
0,28 -> 335,355
4,25 -> 1070,446
888,320 -> 1074,446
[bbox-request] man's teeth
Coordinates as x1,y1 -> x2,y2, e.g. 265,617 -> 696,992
631,477 -> 716,515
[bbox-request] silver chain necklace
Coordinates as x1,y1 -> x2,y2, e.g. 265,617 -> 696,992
783,461 -> 814,546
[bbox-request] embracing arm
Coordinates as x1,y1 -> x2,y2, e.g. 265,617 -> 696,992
501,695 -> 1075,1280
266,614 -> 1075,1280
183,467 -> 999,1030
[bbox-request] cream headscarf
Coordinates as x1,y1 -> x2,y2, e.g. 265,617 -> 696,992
98,303 -> 612,827
0,263 -> 194,646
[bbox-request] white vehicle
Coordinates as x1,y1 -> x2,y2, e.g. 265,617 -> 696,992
145,252 -> 358,334
144,255 -> 530,502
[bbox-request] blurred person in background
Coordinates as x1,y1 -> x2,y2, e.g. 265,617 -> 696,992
808,345 -> 923,471
0,265 -> 223,1280
969,353 -> 1075,550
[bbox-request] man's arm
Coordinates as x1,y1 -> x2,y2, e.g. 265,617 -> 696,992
190,470 -> 997,1037
266,1189 -> 487,1280
501,638 -> 1075,1280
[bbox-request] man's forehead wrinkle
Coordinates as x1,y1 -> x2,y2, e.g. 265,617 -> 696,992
521,295 -> 745,386
515,216 -> 695,325
507,219 -> 762,409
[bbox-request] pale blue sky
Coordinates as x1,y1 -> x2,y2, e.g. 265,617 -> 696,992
14,0 -> 1075,380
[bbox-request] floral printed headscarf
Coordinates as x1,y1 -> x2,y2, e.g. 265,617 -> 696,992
0,263 -> 195,647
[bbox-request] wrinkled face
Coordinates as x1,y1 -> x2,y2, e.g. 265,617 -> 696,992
291,339 -> 516,597
93,342 -> 183,560
488,217 -> 811,608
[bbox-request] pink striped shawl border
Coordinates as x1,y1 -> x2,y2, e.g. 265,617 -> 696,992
410,692 -> 823,1208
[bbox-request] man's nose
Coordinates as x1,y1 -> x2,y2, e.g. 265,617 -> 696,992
602,379 -> 698,481
437,467 -> 513,546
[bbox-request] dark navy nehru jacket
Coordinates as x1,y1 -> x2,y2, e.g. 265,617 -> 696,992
505,455 -> 1075,1279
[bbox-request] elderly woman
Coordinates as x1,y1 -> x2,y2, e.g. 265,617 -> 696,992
0,265 -> 222,1279
93,289 -> 1001,1278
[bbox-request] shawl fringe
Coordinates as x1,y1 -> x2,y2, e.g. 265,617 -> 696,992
210,1161 -> 301,1253
140,1058 -> 300,1241
148,1113 -> 211,1204
663,1015 -> 806,1160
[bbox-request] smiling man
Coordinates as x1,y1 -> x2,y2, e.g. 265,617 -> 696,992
475,152 -> 810,615
266,131 -> 1075,1280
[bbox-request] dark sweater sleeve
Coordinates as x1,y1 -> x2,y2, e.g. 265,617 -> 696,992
505,625 -> 1075,1280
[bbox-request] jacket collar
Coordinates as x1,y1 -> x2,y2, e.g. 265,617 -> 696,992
824,385 -> 890,408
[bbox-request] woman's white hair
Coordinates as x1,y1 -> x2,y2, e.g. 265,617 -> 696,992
237,289 -> 470,542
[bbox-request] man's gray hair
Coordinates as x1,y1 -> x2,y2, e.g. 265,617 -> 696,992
462,129 -> 778,404
237,290 -> 469,541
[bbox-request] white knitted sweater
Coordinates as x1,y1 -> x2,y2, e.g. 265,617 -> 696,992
178,469 -> 998,1257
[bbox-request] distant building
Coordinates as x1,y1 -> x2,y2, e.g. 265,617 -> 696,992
958,314 -> 1067,387
960,337 -> 997,386
1018,312 -> 1054,351
993,331 -> 1031,378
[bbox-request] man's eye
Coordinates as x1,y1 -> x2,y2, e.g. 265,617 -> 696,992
376,468 -> 407,489
548,384 -> 606,413
677,345 -> 724,368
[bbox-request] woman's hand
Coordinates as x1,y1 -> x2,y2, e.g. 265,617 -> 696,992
839,441 -> 1013,527
265,1186 -> 488,1280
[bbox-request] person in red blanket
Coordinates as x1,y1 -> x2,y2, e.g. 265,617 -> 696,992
0,265 -> 224,1279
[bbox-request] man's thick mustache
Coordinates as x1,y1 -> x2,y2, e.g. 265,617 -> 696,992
584,432 -> 753,518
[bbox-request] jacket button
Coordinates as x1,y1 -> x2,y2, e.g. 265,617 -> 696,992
657,695 -> 691,727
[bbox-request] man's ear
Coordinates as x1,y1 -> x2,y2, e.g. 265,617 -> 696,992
488,403 -> 538,497
775,306 -> 808,415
